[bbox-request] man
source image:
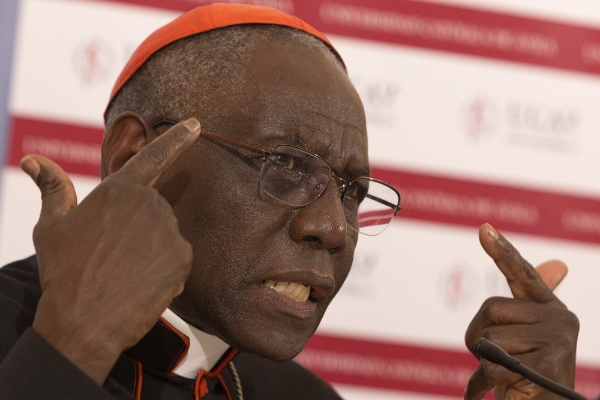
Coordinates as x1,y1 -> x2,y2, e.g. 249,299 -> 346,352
0,3 -> 579,400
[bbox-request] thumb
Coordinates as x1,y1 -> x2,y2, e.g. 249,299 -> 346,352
21,155 -> 77,218
535,260 -> 568,291
478,223 -> 555,302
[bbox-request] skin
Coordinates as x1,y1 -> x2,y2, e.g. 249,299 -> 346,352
22,119 -> 200,384
19,35 -> 577,398
152,40 -> 368,361
464,224 -> 579,400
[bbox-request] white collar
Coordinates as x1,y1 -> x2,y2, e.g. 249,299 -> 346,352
161,308 -> 230,379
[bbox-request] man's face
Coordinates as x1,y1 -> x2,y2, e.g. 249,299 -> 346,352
156,37 -> 368,361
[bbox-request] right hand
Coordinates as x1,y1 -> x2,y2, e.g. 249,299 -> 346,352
22,118 -> 201,384
464,224 -> 579,399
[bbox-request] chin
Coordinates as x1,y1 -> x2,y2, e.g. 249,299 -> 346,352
223,322 -> 315,362
238,336 -> 308,362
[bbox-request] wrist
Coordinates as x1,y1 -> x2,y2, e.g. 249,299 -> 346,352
32,302 -> 124,385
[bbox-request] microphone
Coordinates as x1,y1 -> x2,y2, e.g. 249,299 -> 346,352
472,337 -> 587,400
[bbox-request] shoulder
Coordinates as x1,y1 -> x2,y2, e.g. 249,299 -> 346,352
0,255 -> 41,358
0,255 -> 41,311
233,352 -> 343,400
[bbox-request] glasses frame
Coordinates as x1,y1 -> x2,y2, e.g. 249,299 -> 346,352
199,130 -> 401,215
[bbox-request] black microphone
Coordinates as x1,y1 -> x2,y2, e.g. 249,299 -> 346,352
472,337 -> 587,400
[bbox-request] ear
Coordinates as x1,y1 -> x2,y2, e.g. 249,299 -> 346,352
101,111 -> 158,179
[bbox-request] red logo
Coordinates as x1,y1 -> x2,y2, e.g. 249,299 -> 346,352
461,95 -> 499,141
72,37 -> 115,86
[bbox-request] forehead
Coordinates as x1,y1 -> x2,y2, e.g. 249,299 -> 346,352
194,32 -> 368,173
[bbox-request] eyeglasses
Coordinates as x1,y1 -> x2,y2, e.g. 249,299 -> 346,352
197,130 -> 401,236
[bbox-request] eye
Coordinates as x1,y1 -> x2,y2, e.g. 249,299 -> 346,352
268,152 -> 295,170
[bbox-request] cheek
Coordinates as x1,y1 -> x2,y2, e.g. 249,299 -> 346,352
156,152 -> 293,281
333,238 -> 357,294
158,151 -> 263,239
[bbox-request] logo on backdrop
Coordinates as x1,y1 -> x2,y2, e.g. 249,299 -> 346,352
72,37 -> 115,86
437,260 -> 511,310
351,76 -> 401,128
460,96 -> 500,141
506,101 -> 581,152
437,261 -> 479,310
460,95 -> 582,153
340,250 -> 380,298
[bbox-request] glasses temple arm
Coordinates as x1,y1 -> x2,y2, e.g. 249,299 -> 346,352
201,131 -> 269,157
365,193 -> 401,213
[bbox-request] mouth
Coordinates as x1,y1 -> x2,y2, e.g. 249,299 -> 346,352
263,280 -> 311,302
262,275 -> 334,303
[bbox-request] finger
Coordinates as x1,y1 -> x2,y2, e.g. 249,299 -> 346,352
465,297 -> 562,348
464,360 -> 522,400
118,118 -> 201,187
479,223 -> 554,302
535,260 -> 568,291
480,324 -> 556,355
464,366 -> 492,400
21,154 -> 77,217
464,363 -> 499,400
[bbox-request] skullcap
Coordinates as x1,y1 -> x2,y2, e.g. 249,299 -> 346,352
104,3 -> 344,122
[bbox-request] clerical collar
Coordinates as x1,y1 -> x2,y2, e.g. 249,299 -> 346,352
161,308 -> 230,379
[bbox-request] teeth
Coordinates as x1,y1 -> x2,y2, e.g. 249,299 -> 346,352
264,280 -> 311,302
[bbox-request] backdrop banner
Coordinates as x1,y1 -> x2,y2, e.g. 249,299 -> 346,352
2,1 -> 600,399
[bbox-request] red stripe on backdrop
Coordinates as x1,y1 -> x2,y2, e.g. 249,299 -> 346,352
7,116 -> 104,177
94,0 -> 600,76
7,116 -> 600,245
371,166 -> 600,246
298,333 -> 600,398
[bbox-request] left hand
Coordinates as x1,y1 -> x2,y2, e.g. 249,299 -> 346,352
464,223 -> 579,400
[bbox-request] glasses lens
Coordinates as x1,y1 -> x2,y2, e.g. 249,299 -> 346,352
344,178 -> 399,236
260,146 -> 331,207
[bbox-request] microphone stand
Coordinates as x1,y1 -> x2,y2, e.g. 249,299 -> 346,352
472,337 -> 587,400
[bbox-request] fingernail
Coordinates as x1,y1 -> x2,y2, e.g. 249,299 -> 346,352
20,155 -> 40,180
485,223 -> 499,240
182,118 -> 200,134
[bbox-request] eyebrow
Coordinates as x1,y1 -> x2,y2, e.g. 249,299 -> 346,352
288,133 -> 325,155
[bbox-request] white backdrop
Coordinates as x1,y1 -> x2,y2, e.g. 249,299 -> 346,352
1,0 -> 600,398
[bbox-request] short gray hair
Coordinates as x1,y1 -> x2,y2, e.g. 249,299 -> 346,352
105,25 -> 344,130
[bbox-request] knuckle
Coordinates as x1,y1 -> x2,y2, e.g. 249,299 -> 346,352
479,327 -> 492,341
169,236 -> 192,272
565,310 -> 580,333
172,281 -> 186,297
555,310 -> 580,347
102,179 -> 129,202
480,359 -> 515,386
181,241 -> 193,267
479,361 -> 494,381
480,297 -> 503,321
32,222 -> 44,243
38,174 -> 72,198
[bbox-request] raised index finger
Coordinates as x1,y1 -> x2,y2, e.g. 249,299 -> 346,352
479,223 -> 555,302
118,118 -> 200,187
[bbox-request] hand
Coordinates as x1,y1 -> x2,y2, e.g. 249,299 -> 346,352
21,119 -> 201,385
464,223 -> 579,400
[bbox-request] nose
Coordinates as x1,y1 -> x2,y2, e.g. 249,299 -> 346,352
288,181 -> 347,252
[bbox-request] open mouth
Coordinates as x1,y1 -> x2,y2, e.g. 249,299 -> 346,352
263,280 -> 311,302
